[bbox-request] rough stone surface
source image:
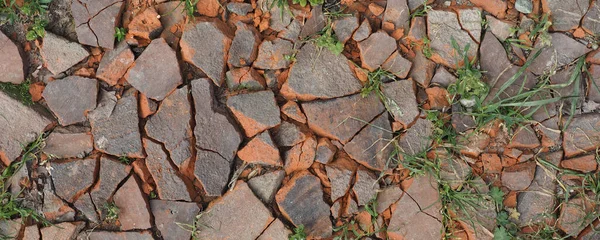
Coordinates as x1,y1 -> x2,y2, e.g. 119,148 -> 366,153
408,50 -> 436,87
127,8 -> 163,41
376,186 -> 403,213
353,19 -> 371,42
196,182 -> 273,239
302,93 -> 385,143
397,118 -> 433,155
383,0 -> 410,30
257,219 -> 291,240
145,88 -> 192,166
253,39 -> 293,69
150,200 -> 200,240
315,138 -> 336,164
333,16 -> 359,43
228,23 -> 260,67
127,38 -> 182,101
457,8 -> 482,40
0,91 -> 51,164
344,113 -> 393,170
144,139 -> 191,201
358,31 -> 397,71
272,121 -> 307,147
97,41 -> 135,86
561,155 -> 598,173
194,149 -> 232,197
40,222 -> 84,240
191,79 -> 242,163
281,43 -> 363,101
181,20 -> 233,86
73,193 -> 98,223
90,157 -> 130,219
23,225 -> 39,240
278,19 -> 302,42
299,6 -> 326,39
283,136 -> 317,174
89,90 -> 144,158
276,172 -> 332,238
557,198 -> 594,236
42,185 -> 76,222
431,66 -> 457,88
406,174 -> 442,218
227,90 -> 281,137
517,162 -> 558,227
225,67 -> 266,91
248,170 -> 285,203
0,219 -> 21,239
237,131 -> 281,166
383,80 -> 419,125
563,113 -> 600,158
281,101 -> 307,124
257,0 -> 292,31
584,1 -> 600,34
71,0 -> 123,48
528,33 -> 590,75
388,190 -> 442,240
113,176 -> 152,230
427,10 -> 478,68
547,0 -> 588,32
43,76 -> 97,126
41,32 -> 89,74
0,31 -> 23,84
326,166 -> 353,201
507,125 -> 540,149
227,2 -> 253,15
353,170 -> 380,206
51,158 -> 96,202
502,161 -> 536,191
382,51 -> 412,79
486,15 -> 515,41
80,231 -> 154,240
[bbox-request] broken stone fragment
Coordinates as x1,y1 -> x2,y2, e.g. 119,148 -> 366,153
228,23 -> 261,68
51,158 -> 96,202
44,131 -> 93,159
253,38 -> 293,70
272,121 -> 307,147
181,20 -> 233,86
248,170 -> 285,204
90,156 -> 130,219
151,200 -> 200,240
191,78 -> 241,163
382,51 -> 412,79
299,5 -> 326,39
430,66 -> 457,88
43,76 -> 98,126
96,41 -> 135,86
485,15 -> 515,41
40,222 -> 84,240
113,176 -> 152,230
257,0 -> 292,32
143,139 -> 191,201
257,218 -> 291,240
333,15 -> 359,43
197,0 -> 220,17
383,0 -> 410,31
41,32 -> 89,75
42,184 -> 76,222
155,1 -> 186,48
196,182 -> 273,239
71,0 -> 123,48
397,118 -> 434,156
0,91 -> 51,164
557,197 -> 595,236
23,225 -> 39,240
353,170 -> 380,206
561,155 -> 598,173
276,172 -> 332,238
427,10 -> 478,68
237,131 -> 281,166
194,149 -> 232,197
225,67 -> 266,91
127,8 -> 163,42
382,80 -> 419,126
405,173 -> 442,218
73,193 -> 98,223
344,113 -> 393,171
227,2 -> 253,15
80,231 -> 154,240
469,0 -> 507,18
281,101 -> 307,124
353,19 -> 372,42
302,93 -> 385,143
283,136 -> 317,174
358,31 -> 397,71
89,90 -> 144,158
281,43 -> 363,101
527,33 -> 590,76
326,165 -> 353,202
388,187 -> 442,239
0,31 -> 24,84
408,50 -> 436,87
126,38 -> 182,101
145,88 -> 192,166
502,161 -> 536,191
376,186 -> 403,213
227,90 -> 281,137
457,8 -> 482,41
315,138 -> 336,164
547,0 -> 588,32
583,1 -> 600,34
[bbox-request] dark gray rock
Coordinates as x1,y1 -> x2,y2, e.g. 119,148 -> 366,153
41,32 -> 89,74
0,31 -> 23,84
43,76 -> 98,126
382,80 -> 419,126
528,33 -> 590,75
253,39 -> 293,69
548,0 -> 588,31
333,15 -> 359,43
427,10 -> 478,68
226,90 -> 281,137
353,170 -> 380,206
228,23 -> 260,68
151,200 -> 200,240
344,113 -> 393,171
272,121 -> 307,147
248,170 -> 285,203
51,158 -> 96,202
71,0 -> 123,48
144,139 -> 190,201
90,157 -> 130,219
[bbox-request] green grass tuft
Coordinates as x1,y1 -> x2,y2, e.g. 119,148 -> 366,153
0,80 -> 33,106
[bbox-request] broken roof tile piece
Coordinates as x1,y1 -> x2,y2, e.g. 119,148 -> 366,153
143,139 -> 191,201
237,131 -> 281,166
344,113 -> 393,171
253,38 -> 293,70
383,0 -> 410,31
41,32 -> 89,75
227,90 -> 281,137
51,158 -> 96,202
427,9 -> 478,68
71,0 -> 123,49
43,76 -> 98,126
358,31 -> 397,71
96,41 -> 135,86
113,176 -> 152,230
228,23 -> 260,67
151,200 -> 200,240
0,31 -> 23,84
248,170 -> 285,204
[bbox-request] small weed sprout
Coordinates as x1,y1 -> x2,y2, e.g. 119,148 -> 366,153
333,197 -> 385,240
289,224 -> 307,240
292,0 -> 323,7
410,0 -> 432,18
529,14 -> 552,46
422,36 -> 433,58
181,0 -> 199,18
114,27 -> 127,42
447,38 -> 487,108
118,156 -> 132,165
0,80 -> 33,106
103,202 -> 119,222
177,211 -> 213,240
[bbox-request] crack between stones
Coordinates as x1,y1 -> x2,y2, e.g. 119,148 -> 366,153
451,9 -> 481,44
403,191 -> 443,223
253,218 -> 277,240
75,0 -> 123,47
345,109 -> 387,144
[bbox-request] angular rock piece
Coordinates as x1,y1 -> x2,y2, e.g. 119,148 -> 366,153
528,33 -> 590,75
486,15 -> 515,41
0,219 -> 21,239
408,50 -> 436,87
382,51 -> 412,79
51,158 -> 96,202
228,23 -> 260,67
227,2 -> 253,15
281,101 -> 307,123
23,225 -> 39,240
283,136 -> 317,174
431,67 -> 457,88
257,0 -> 292,32
427,10 -> 478,68
73,193 -> 98,223
89,90 -> 144,158
584,1 -> 600,34
397,118 -> 433,155
0,91 -> 51,164
383,0 -> 410,30
382,80 -> 419,125
276,172 -> 332,238
344,113 -> 393,170
0,31 -> 23,84
376,187 -> 403,213
561,155 -> 597,173
248,170 -> 286,203
406,174 -> 442,218
469,0 -> 507,18
144,139 -> 191,201
457,8 -> 482,40
42,186 -> 76,222
113,176 -> 152,230
388,190 -> 442,240
44,132 -> 93,159
97,41 -> 135,86
90,157 -> 130,218
41,32 -> 89,74
281,43 -> 362,101
254,38 -> 293,70
507,125 -> 540,149
194,149 -> 232,197
128,8 -> 163,41
145,88 -> 192,166
272,121 -> 307,147
302,93 -> 385,143
82,231 -> 154,240
237,131 -> 281,166
151,200 -> 200,240
502,161 -> 536,191
278,19 -> 302,42
358,31 -> 397,71
547,0 -> 588,32
40,222 -> 84,240
326,165 -> 353,201
71,0 -> 123,48
299,5 -> 326,39
197,182 -> 273,239
225,67 -> 266,91
43,76 -> 98,126
353,170 -> 380,206
558,198 -> 595,236
517,164 -> 557,226
563,113 -> 600,158
227,90 -> 281,137
333,16 -> 359,43
127,38 -> 182,101
353,20 -> 371,42
315,138 -> 336,164
181,20 -> 233,86
257,219 -> 291,240
191,79 -> 242,162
